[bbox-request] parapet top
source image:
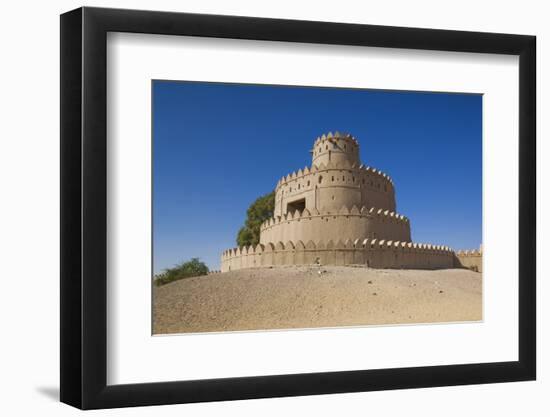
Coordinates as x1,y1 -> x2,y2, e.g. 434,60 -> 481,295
313,131 -> 359,147
260,205 -> 409,229
222,238 -> 453,257
275,162 -> 393,188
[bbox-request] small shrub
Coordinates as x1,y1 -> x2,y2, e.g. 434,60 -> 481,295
154,258 -> 209,286
236,191 -> 275,247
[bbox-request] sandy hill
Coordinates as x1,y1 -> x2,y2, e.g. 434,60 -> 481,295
153,266 -> 482,334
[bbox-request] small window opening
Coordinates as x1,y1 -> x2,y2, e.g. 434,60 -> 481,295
286,198 -> 306,215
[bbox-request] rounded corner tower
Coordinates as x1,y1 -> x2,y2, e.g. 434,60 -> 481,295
221,131 -> 455,272
311,131 -> 361,167
272,131 -> 398,230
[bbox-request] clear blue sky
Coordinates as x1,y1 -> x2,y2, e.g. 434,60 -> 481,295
153,81 -> 482,273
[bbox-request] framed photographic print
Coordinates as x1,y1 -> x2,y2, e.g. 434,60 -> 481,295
60,6 -> 536,409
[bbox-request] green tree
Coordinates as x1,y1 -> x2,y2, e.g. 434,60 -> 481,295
154,257 -> 209,286
236,191 -> 275,247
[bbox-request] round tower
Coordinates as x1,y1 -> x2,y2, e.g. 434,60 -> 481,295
311,131 -> 360,167
273,132 -> 396,218
220,131 -> 456,272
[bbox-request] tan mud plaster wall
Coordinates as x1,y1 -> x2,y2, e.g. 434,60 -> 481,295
260,206 -> 411,244
455,250 -> 483,272
274,164 -> 396,217
221,239 -> 454,272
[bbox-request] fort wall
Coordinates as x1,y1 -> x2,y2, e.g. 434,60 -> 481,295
454,250 -> 483,273
260,206 -> 411,244
274,162 -> 396,216
221,239 -> 454,272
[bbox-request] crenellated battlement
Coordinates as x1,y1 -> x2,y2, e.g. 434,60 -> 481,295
261,205 -> 408,230
312,131 -> 359,148
221,237 -> 454,272
222,239 -> 453,258
456,249 -> 482,256
454,248 -> 483,272
260,204 -> 411,245
275,162 -> 394,189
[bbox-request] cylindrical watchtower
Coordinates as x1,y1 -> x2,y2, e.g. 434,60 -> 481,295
221,131 -> 457,272
274,132 -> 396,218
266,132 -> 405,244
311,132 -> 360,166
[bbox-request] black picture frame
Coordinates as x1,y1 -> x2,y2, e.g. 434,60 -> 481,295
60,6 -> 536,410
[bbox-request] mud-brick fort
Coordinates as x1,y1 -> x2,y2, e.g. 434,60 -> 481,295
221,132 -> 482,272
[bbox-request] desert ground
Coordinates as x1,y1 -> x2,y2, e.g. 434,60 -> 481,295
153,266 -> 482,334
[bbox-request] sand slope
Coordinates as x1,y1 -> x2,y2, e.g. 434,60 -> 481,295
153,266 -> 482,334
